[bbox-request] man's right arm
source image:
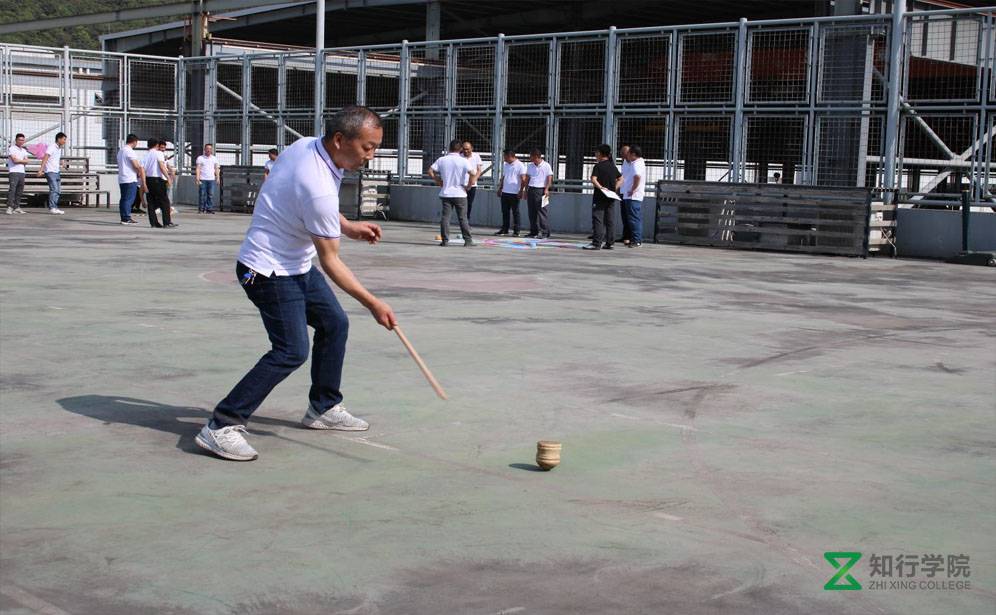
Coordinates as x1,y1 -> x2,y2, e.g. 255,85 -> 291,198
312,235 -> 397,330
428,166 -> 442,187
37,154 -> 49,176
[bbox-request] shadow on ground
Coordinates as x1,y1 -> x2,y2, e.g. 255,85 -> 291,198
54,395 -> 355,460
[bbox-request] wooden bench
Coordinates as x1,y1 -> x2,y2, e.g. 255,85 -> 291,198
654,180 -> 873,257
0,156 -> 111,208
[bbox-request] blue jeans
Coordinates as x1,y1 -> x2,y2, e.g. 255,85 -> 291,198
45,172 -> 61,209
212,262 -> 349,428
198,180 -> 215,211
623,199 -> 643,243
119,182 -> 138,221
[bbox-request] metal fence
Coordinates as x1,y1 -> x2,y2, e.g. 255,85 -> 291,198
2,6 -> 994,205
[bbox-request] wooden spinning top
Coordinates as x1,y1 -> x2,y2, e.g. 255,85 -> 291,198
536,440 -> 562,471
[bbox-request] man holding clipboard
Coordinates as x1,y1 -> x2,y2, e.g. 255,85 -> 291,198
583,144 -> 622,250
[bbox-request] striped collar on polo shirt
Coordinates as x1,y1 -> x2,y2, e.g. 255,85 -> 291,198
314,138 -> 344,183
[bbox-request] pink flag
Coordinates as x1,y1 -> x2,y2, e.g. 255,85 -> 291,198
25,143 -> 48,158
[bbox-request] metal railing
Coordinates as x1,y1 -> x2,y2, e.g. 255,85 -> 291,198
1,6 -> 993,205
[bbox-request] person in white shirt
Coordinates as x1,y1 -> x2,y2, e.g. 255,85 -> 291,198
618,144 -> 632,244
494,149 -> 526,236
6,133 -> 30,214
429,139 -> 478,246
36,132 -> 67,214
621,144 -> 647,247
195,143 -> 220,214
263,148 -> 278,182
525,148 -> 553,238
115,133 -> 146,224
461,140 -> 483,220
196,106 -> 396,462
142,138 -> 175,228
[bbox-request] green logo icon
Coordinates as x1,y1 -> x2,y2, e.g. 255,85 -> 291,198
824,552 -> 862,590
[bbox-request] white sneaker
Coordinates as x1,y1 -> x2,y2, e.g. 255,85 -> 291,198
49,208 -> 65,215
4,207 -> 11,215
195,423 -> 258,461
301,405 -> 369,431
13,208 -> 25,214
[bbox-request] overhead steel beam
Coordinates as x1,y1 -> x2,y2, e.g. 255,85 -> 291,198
0,0 -> 432,35
0,0 -> 301,34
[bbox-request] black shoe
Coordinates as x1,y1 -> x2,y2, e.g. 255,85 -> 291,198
151,224 -> 163,228
494,230 -> 508,236
602,243 -> 613,250
524,233 -> 539,238
587,234 -> 594,240
512,231 -> 520,236
125,219 -> 138,224
165,223 -> 179,228
543,234 -> 551,239
582,244 -> 600,250
439,240 -> 449,246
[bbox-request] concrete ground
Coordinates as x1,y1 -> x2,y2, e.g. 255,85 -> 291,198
1,207 -> 993,615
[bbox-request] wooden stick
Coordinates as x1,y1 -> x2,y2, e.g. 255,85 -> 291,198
393,325 -> 448,400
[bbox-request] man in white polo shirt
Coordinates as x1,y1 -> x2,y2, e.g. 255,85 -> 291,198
142,138 -> 175,228
621,144 -> 647,247
36,132 -> 66,214
115,133 -> 146,224
525,148 -> 553,238
195,143 -> 220,214
6,133 -> 30,215
494,148 -> 525,236
429,139 -> 478,247
196,106 -> 396,462
461,140 -> 483,219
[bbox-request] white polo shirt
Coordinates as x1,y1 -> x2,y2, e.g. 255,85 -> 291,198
430,152 -> 475,198
238,137 -> 342,276
43,143 -> 61,174
116,145 -> 140,184
466,151 -> 482,173
526,160 -> 553,188
6,145 -> 28,174
501,159 -> 526,195
142,150 -> 164,179
620,157 -> 647,202
264,159 -> 275,173
196,154 -> 219,181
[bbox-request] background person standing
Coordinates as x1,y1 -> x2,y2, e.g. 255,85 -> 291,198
584,144 -> 621,250
116,133 -> 145,224
525,149 -> 552,238
621,144 -> 646,247
36,132 -> 67,215
495,149 -> 525,236
461,141 -> 483,219
195,144 -> 220,213
617,144 -> 632,244
142,139 -> 174,228
6,133 -> 29,215
429,139 -> 477,247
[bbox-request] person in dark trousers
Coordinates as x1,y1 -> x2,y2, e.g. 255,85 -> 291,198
583,143 -> 621,250
6,133 -> 30,215
524,148 -> 553,238
196,106 -> 396,462
495,149 -> 526,236
141,138 -> 175,228
461,141 -> 483,220
617,144 -> 632,244
429,139 -> 478,246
